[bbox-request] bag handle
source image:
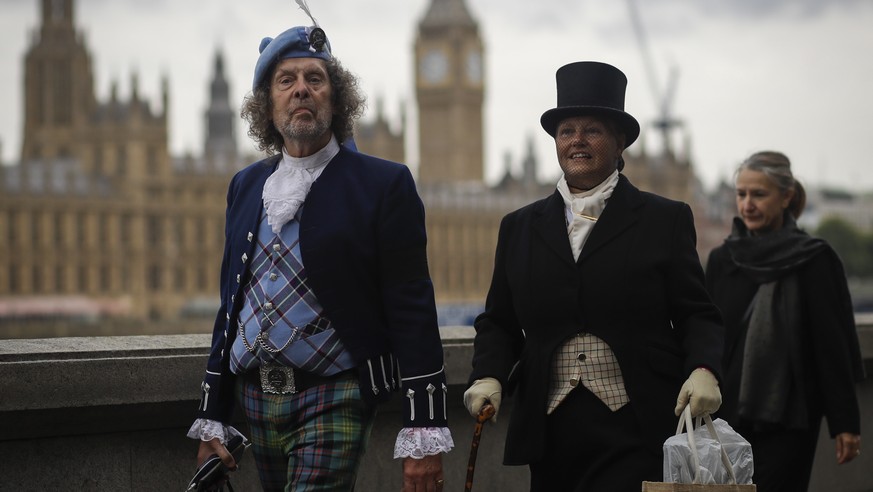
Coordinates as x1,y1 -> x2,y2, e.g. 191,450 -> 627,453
675,406 -> 738,485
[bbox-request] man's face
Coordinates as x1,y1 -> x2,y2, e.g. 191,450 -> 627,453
270,57 -> 333,146
554,115 -> 624,192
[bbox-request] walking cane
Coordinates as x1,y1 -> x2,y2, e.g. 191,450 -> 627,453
464,403 -> 495,492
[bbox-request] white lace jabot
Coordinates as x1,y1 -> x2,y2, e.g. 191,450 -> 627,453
262,135 -> 340,234
556,170 -> 619,260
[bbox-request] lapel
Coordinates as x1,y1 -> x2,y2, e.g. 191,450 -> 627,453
531,191 -> 576,267
234,155 -> 280,236
298,147 -> 348,232
229,156 -> 279,300
578,175 -> 643,262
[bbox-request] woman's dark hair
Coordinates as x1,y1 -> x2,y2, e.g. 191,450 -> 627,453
736,150 -> 806,218
240,57 -> 366,155
579,114 -> 626,171
603,117 -> 626,172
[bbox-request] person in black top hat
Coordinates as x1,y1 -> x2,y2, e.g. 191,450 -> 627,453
463,61 -> 725,490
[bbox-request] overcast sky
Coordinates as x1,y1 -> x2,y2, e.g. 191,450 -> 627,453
1,0 -> 872,192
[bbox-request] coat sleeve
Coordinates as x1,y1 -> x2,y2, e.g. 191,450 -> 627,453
469,213 -> 526,390
803,249 -> 864,436
376,166 -> 448,427
195,173 -> 241,423
666,204 -> 725,379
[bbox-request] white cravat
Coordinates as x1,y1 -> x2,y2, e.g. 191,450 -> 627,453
262,135 -> 340,234
556,170 -> 619,260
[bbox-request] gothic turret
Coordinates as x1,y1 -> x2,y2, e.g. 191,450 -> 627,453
204,49 -> 237,171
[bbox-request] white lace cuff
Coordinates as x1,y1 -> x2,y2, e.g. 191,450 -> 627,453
393,427 -> 454,459
186,418 -> 244,444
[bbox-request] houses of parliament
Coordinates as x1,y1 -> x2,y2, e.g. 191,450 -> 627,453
0,0 -> 709,336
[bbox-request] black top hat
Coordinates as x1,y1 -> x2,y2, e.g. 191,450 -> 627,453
540,61 -> 640,148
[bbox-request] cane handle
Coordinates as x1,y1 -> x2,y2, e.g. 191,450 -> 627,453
477,403 -> 495,423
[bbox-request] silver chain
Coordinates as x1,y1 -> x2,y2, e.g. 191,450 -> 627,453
239,321 -> 301,355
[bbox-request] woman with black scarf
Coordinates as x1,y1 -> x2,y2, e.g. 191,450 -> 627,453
705,151 -> 865,491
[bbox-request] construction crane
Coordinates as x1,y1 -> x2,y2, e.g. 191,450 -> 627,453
625,0 -> 683,155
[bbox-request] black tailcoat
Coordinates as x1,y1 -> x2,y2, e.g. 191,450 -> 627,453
470,175 -> 723,465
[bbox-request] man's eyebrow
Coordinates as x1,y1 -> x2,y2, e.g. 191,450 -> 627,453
274,67 -> 299,77
275,65 -> 326,78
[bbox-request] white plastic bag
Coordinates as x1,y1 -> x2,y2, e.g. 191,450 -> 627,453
663,406 -> 754,485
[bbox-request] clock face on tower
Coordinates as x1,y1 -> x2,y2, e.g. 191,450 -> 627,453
420,48 -> 448,84
465,50 -> 482,84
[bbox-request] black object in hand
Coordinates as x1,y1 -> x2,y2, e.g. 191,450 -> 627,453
186,435 -> 250,492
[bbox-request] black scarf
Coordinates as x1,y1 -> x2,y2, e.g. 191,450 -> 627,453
724,213 -> 828,429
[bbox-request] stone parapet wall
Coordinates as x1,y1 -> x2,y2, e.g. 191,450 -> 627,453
1,322 -> 871,491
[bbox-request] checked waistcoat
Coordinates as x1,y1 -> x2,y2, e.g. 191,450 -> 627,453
547,332 -> 630,413
230,208 -> 353,376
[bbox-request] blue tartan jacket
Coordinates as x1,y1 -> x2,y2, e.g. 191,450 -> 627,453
195,146 -> 448,428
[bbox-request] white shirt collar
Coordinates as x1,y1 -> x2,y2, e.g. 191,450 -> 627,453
262,135 -> 340,234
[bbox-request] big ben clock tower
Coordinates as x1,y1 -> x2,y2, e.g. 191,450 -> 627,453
415,0 -> 485,185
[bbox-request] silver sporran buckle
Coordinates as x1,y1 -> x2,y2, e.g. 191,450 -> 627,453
259,363 -> 297,395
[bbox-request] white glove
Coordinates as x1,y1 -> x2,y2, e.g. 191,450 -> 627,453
674,368 -> 722,417
463,377 -> 502,423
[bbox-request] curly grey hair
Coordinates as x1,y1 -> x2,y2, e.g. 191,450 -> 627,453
240,57 -> 366,155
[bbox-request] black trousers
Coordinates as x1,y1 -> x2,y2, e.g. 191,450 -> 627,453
734,419 -> 821,492
529,387 -> 661,492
